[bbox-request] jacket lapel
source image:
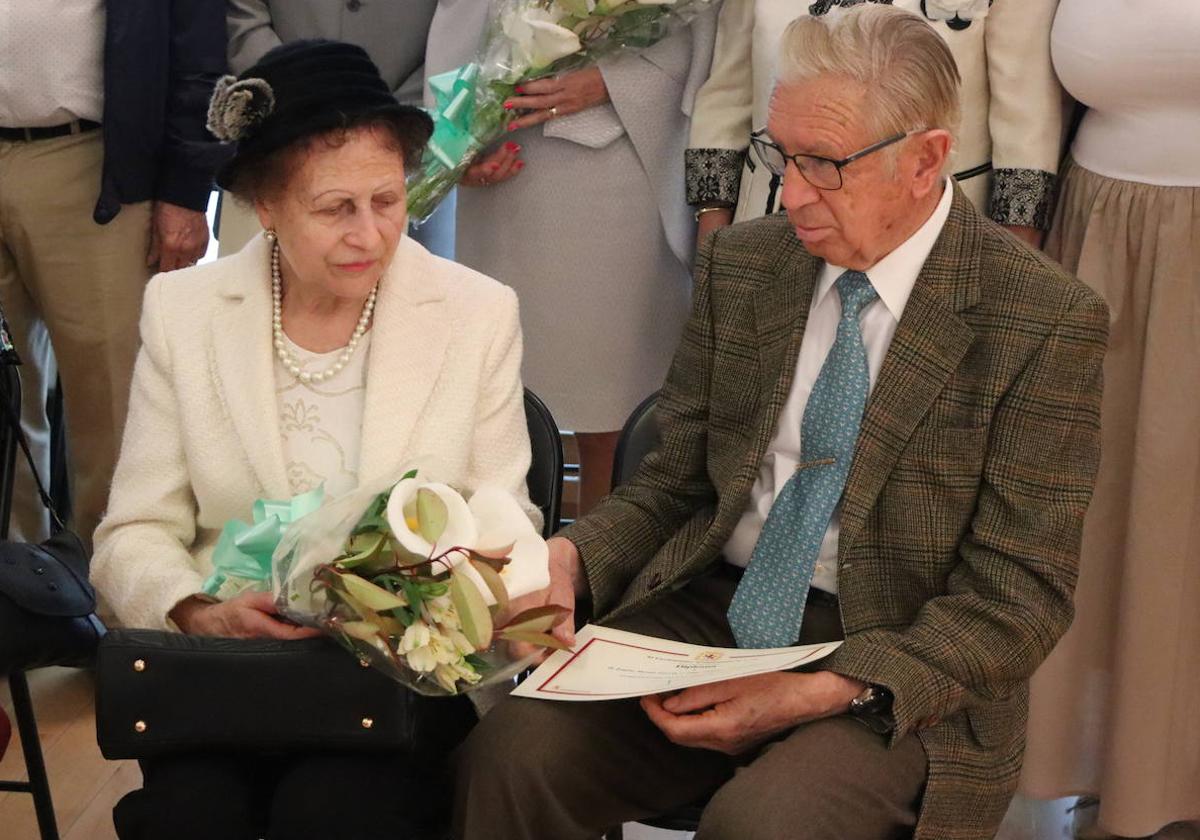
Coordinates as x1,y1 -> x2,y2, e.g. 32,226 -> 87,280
837,188 -> 981,554
753,235 -> 819,449
209,236 -> 290,498
357,237 -> 449,486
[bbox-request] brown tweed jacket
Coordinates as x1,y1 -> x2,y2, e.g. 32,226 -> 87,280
559,185 -> 1109,840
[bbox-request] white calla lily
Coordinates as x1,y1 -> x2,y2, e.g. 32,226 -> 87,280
386,478 -> 477,564
465,484 -> 550,602
503,8 -> 583,74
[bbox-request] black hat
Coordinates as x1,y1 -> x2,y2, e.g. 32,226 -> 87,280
208,39 -> 433,191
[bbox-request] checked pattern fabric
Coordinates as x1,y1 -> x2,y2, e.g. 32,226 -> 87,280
727,270 -> 878,648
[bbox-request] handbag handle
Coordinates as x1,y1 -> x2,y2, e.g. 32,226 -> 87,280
0,368 -> 66,533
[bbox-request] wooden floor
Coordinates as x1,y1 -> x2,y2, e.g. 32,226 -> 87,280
1,668 -> 139,840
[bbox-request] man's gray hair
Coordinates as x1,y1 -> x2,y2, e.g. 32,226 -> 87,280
776,5 -> 962,153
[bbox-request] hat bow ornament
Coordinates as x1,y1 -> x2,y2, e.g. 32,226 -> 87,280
206,75 -> 276,142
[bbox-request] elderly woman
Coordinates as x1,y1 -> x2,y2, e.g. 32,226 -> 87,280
91,40 -> 534,840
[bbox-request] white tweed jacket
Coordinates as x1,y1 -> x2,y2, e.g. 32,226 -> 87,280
92,235 -> 535,631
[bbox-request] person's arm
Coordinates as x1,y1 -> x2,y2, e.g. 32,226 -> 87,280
823,286 -> 1109,745
149,0 -> 228,270
984,0 -> 1063,241
91,277 -> 318,639
225,0 -> 283,75
685,0 -> 754,215
557,228 -> 723,612
90,276 -> 208,629
465,285 -> 540,530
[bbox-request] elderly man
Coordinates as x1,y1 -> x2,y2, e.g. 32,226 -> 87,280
456,6 -> 1108,840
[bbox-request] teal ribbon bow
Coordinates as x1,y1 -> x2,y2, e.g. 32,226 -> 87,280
202,486 -> 325,597
424,63 -> 482,172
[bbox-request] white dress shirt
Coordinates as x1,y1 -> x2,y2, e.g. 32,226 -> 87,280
0,0 -> 105,127
723,180 -> 953,593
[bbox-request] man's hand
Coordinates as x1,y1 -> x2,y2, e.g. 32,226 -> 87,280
640,671 -> 865,755
502,67 -> 610,132
499,536 -> 585,663
148,201 -> 209,272
1003,224 -> 1044,249
696,206 -> 734,256
169,590 -> 321,640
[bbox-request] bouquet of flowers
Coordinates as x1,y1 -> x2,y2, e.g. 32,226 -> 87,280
208,471 -> 568,695
407,0 -> 718,223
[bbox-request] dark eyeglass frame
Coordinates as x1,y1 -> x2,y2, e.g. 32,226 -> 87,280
749,127 -> 926,191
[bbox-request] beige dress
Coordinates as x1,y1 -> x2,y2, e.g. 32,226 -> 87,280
1020,1 -> 1200,835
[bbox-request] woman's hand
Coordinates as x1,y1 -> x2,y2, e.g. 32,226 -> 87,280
169,590 -> 322,640
696,206 -> 734,254
502,67 -> 610,132
461,141 -> 525,188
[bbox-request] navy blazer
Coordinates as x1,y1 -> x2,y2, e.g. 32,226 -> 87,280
94,0 -> 227,224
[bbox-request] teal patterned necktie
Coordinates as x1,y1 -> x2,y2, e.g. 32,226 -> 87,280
727,270 -> 878,648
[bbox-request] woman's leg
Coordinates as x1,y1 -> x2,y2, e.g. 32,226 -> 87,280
574,430 -> 620,516
115,753 -> 275,840
268,751 -> 452,840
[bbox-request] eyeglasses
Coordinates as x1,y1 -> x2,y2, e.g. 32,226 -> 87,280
749,128 -> 926,191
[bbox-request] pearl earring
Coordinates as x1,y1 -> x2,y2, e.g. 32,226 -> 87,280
263,229 -> 277,243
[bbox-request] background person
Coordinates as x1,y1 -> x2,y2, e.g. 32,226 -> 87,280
1021,1 -> 1200,836
0,0 -> 225,550
423,0 -> 719,516
91,41 -> 536,840
687,0 -> 1062,250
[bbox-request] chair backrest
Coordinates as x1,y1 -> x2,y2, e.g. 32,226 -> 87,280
523,388 -> 563,538
0,365 -> 21,541
611,392 -> 660,488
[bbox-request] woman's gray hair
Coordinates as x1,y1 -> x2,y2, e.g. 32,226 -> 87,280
776,5 -> 962,162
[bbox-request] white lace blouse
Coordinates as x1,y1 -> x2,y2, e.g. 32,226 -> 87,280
274,331 -> 372,500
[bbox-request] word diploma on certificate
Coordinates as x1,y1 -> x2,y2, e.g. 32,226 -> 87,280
512,624 -> 843,702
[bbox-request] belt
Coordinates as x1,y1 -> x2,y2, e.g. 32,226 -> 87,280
712,561 -> 840,608
0,119 -> 100,143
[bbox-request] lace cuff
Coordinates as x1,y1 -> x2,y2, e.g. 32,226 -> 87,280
988,168 -> 1057,230
686,148 -> 745,207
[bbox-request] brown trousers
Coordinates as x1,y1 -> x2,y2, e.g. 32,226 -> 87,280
454,571 -> 928,840
0,129 -> 151,548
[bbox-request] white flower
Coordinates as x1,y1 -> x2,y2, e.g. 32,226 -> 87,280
434,660 -> 482,693
923,0 -> 989,21
400,619 -> 470,674
502,8 -> 583,74
387,479 -> 478,561
385,478 -> 550,605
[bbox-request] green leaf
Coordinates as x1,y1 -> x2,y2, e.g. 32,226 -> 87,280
388,536 -> 430,567
401,469 -> 419,481
416,488 -> 448,544
469,551 -> 510,572
336,531 -> 387,569
419,582 -> 449,598
467,557 -> 509,612
450,568 -> 493,651
502,604 -> 570,635
497,629 -> 571,651
340,620 -> 382,642
340,572 -> 410,612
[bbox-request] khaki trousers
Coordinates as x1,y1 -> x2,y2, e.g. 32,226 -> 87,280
454,571 -> 928,840
0,129 -> 151,548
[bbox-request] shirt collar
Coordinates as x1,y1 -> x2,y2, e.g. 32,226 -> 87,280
813,178 -> 954,321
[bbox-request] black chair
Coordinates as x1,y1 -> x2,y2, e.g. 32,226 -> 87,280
610,391 -> 660,488
523,388 -> 563,538
602,392 -> 709,839
0,365 -> 63,840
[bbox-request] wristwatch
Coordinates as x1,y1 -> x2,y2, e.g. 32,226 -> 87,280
848,684 -> 896,735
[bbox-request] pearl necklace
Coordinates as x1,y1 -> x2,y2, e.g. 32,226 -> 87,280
270,240 -> 377,385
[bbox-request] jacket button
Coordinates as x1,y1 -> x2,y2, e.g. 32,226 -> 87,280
346,0 -> 362,10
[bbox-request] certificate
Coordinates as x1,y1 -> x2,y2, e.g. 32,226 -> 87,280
511,624 -> 842,702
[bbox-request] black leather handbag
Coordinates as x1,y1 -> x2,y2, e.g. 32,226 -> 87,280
95,630 -> 478,761
0,365 -> 104,675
